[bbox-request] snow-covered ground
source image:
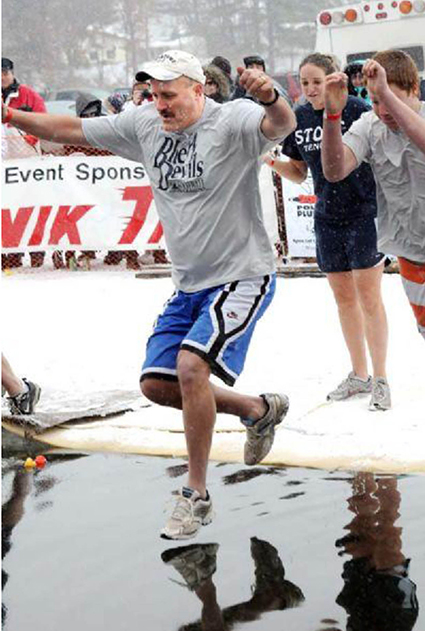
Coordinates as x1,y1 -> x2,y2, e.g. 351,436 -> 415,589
2,268 -> 424,471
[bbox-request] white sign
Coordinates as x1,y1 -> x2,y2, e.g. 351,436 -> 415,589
2,155 -> 164,252
2,155 -> 280,255
281,172 -> 316,257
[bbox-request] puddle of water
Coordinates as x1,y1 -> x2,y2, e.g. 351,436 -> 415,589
2,442 -> 424,631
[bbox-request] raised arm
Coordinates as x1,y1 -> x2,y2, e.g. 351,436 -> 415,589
321,72 -> 359,182
363,59 -> 425,155
237,67 -> 296,140
1,103 -> 87,146
263,153 -> 307,184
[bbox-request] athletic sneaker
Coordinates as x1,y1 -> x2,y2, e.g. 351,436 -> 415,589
242,393 -> 289,466
327,372 -> 372,401
369,377 -> 391,411
8,379 -> 41,415
161,543 -> 218,591
161,487 -> 213,540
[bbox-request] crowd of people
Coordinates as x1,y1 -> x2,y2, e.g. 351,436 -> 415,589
2,45 -> 424,541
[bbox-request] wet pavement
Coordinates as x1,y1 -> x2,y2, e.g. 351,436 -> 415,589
2,430 -> 424,631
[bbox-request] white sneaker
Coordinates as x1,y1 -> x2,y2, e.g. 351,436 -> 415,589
369,377 -> 391,411
161,487 -> 213,540
242,393 -> 289,466
327,372 -> 372,401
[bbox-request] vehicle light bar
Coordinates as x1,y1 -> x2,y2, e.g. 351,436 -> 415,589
399,0 -> 413,12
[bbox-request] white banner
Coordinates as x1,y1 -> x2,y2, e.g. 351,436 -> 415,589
2,155 -> 280,254
281,172 -> 317,258
2,154 -> 164,252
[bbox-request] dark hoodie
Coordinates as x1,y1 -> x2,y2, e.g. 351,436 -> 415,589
203,64 -> 231,103
75,92 -> 103,117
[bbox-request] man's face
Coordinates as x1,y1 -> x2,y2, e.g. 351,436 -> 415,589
368,82 -> 416,131
246,62 -> 264,72
80,105 -> 100,118
204,78 -> 218,98
2,69 -> 14,90
150,76 -> 204,132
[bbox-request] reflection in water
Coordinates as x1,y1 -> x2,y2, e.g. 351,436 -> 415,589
336,473 -> 419,631
1,458 -> 70,627
162,537 -> 304,630
2,468 -> 32,625
222,467 -> 284,485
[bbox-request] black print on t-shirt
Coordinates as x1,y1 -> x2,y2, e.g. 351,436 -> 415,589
153,133 -> 205,192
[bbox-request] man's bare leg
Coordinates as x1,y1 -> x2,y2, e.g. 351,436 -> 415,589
141,375 -> 267,420
176,351 -> 216,497
2,354 -> 25,397
141,354 -> 269,496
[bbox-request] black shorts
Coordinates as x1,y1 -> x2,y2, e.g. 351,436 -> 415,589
315,215 -> 385,274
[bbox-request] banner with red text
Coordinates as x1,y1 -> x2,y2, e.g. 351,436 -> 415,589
281,172 -> 317,257
2,155 -> 281,255
2,155 -> 164,252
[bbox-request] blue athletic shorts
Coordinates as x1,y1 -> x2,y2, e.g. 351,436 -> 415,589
315,215 -> 385,273
141,274 -> 276,386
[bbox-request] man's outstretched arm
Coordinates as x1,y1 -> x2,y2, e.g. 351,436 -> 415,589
363,59 -> 425,155
321,72 -> 358,182
2,103 -> 87,146
237,67 -> 296,140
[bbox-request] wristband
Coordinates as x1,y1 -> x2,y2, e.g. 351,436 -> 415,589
269,158 -> 275,167
259,88 -> 280,107
2,107 -> 13,124
324,110 -> 342,121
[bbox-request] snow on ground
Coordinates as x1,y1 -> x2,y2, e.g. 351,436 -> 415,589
1,268 -> 424,470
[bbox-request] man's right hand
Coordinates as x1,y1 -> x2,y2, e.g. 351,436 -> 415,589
324,72 -> 348,115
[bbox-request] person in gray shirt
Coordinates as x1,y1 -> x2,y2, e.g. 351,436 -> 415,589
2,50 -> 296,540
321,49 -> 425,350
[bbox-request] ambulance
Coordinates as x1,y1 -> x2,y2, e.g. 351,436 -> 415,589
315,0 -> 425,79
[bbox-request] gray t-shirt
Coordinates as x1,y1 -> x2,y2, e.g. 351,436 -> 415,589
342,103 -> 425,263
82,98 -> 283,291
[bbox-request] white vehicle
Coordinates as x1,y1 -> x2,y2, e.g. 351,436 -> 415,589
315,0 -> 425,79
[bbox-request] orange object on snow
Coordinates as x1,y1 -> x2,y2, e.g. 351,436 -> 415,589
35,455 -> 47,468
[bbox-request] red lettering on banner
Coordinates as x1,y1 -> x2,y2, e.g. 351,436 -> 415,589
118,186 -> 155,244
1,207 -> 34,247
49,205 -> 94,245
28,206 -> 52,246
148,222 -> 163,244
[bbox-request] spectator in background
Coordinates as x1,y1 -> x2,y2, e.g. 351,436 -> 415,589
104,91 -> 127,115
203,64 -> 230,103
232,54 -> 288,103
2,58 -> 46,269
211,55 -> 234,95
75,93 -> 103,118
2,57 -> 45,113
123,79 -> 153,111
344,60 -> 371,105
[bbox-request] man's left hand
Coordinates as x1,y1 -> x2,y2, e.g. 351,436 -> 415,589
237,67 -> 275,103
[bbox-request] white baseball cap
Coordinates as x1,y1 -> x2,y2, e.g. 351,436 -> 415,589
135,50 -> 206,85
